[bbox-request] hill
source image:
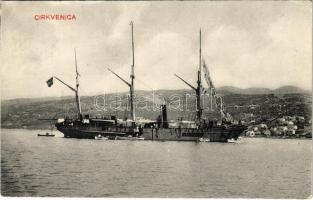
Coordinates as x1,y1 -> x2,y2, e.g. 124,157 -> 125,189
1,87 -> 312,130
217,86 -> 310,95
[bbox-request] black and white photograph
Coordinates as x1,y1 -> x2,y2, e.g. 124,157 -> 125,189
1,1 -> 312,198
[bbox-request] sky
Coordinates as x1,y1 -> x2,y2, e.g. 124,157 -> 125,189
1,1 -> 312,100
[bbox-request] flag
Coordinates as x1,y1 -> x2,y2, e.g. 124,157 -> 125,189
46,77 -> 53,87
202,62 -> 211,88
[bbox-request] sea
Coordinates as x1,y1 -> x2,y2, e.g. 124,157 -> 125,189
1,128 -> 311,198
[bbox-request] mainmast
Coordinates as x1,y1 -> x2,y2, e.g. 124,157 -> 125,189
107,21 -> 135,122
74,48 -> 82,120
130,21 -> 135,121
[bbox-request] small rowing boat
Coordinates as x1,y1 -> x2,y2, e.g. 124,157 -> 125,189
199,138 -> 210,142
95,135 -> 109,140
38,132 -> 55,137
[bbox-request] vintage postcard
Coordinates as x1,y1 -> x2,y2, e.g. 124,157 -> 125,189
1,1 -> 312,198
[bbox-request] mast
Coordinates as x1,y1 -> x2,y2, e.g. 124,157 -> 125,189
130,21 -> 135,121
174,29 -> 203,122
196,29 -> 202,121
74,48 -> 82,120
107,21 -> 135,123
46,49 -> 82,120
199,29 -> 202,76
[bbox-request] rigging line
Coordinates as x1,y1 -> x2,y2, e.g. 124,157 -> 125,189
53,76 -> 76,92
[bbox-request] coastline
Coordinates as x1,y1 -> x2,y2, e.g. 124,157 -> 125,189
1,127 -> 311,140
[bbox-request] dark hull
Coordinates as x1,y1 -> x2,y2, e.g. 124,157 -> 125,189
56,122 -> 246,142
56,125 -> 129,139
141,126 -> 245,142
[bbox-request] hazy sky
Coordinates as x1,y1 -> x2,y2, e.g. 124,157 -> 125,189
1,1 -> 312,100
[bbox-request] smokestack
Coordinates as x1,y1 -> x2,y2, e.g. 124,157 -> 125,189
161,104 -> 168,128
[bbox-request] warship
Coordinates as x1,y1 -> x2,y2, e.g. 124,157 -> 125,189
49,22 -> 247,142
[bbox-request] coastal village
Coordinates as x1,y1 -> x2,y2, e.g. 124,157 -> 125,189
223,92 -> 312,139
244,115 -> 311,138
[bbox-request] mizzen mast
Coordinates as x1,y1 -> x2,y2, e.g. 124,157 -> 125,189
196,29 -> 202,120
175,29 -> 203,122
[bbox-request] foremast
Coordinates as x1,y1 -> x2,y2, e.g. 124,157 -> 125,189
130,21 -> 135,121
46,49 -> 82,120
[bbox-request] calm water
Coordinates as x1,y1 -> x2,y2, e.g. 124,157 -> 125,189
1,129 -> 311,198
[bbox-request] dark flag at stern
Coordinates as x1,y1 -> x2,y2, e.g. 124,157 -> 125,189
46,77 -> 53,87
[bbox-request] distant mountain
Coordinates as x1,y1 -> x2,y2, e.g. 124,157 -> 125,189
244,87 -> 272,95
217,86 -> 245,94
1,86 -> 310,106
273,85 -> 311,94
1,96 -> 73,106
217,86 -> 310,95
217,86 -> 272,95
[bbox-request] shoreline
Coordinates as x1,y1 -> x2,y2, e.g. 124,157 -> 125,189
241,135 -> 312,140
2,127 -> 311,140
